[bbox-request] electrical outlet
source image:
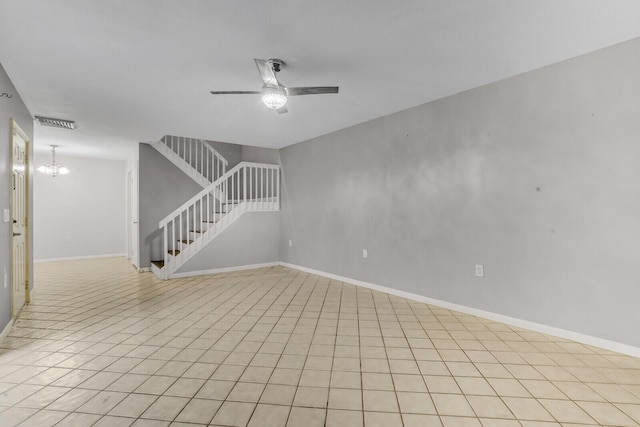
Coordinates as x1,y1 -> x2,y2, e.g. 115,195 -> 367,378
2,209 -> 9,223
288,240 -> 293,247
362,249 -> 368,259
475,264 -> 484,277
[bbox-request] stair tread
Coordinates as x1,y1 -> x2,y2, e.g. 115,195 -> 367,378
178,239 -> 194,244
168,249 -> 180,256
151,260 -> 164,269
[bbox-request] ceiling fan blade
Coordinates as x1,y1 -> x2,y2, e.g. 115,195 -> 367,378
286,86 -> 339,96
254,58 -> 280,87
276,105 -> 288,114
210,91 -> 260,95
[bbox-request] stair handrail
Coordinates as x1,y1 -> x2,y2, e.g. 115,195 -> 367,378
160,136 -> 229,183
158,161 -> 279,228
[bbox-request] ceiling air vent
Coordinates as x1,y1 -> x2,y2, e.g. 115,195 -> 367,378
35,115 -> 76,130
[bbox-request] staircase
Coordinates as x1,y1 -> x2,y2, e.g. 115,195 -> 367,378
151,136 -> 228,188
149,137 -> 280,280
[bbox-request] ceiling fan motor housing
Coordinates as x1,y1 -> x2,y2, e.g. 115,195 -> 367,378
267,59 -> 285,73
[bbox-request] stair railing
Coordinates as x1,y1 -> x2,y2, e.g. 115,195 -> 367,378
160,136 -> 228,183
159,162 -> 280,276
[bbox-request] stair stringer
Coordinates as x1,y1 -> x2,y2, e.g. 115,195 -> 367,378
150,140 -> 212,188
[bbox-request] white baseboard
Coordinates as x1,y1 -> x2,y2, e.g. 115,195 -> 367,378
34,253 -> 127,263
171,262 -> 280,279
279,262 -> 640,359
0,319 -> 14,343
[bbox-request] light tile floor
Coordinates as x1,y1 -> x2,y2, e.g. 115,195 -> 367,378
1,258 -> 639,426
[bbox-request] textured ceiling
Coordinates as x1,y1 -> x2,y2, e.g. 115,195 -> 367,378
1,0 -> 640,159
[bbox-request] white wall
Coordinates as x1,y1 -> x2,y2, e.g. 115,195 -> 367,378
34,153 -> 126,261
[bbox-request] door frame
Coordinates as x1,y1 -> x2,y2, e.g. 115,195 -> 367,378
10,119 -> 31,317
127,163 -> 140,269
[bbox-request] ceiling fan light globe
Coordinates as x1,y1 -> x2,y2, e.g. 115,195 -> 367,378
261,86 -> 287,109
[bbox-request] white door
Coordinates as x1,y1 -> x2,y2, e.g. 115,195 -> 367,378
11,120 -> 29,317
129,164 -> 139,269
126,169 -> 132,261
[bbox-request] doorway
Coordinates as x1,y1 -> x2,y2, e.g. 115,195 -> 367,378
10,119 -> 30,317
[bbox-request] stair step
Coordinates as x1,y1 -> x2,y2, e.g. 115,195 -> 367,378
168,249 -> 180,256
217,203 -> 237,213
151,260 -> 164,269
178,239 -> 194,244
189,230 -> 205,234
203,213 -> 223,223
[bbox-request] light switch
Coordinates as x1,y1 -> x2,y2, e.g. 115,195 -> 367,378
3,209 -> 9,223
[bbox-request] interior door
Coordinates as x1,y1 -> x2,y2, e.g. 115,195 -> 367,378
11,120 -> 29,317
129,164 -> 139,269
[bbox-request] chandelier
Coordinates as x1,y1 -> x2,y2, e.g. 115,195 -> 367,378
37,145 -> 70,177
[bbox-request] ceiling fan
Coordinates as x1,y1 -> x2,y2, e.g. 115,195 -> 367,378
210,58 -> 339,114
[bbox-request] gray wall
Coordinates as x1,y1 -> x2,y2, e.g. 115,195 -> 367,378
206,139 -> 242,169
279,38 -> 640,347
33,153 -> 126,261
177,212 -> 280,274
138,143 -> 202,266
242,145 -> 282,165
0,64 -> 34,332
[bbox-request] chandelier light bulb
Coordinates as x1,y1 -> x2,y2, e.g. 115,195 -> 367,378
38,145 -> 70,177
